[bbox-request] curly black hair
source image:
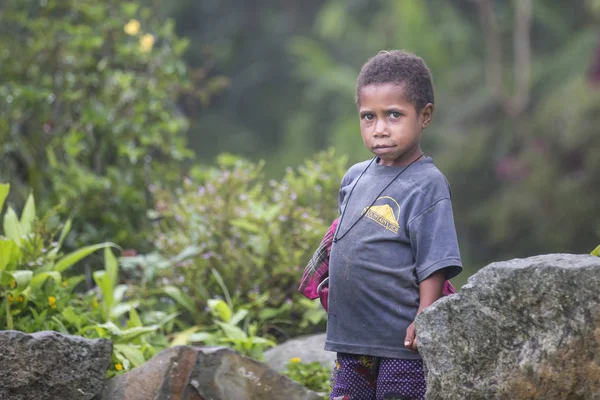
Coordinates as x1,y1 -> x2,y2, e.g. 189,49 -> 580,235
356,50 -> 434,112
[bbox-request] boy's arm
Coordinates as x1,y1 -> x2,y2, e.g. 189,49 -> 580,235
404,269 -> 446,352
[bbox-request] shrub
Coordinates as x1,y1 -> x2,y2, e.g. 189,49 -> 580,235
0,0 -> 216,250
129,150 -> 346,340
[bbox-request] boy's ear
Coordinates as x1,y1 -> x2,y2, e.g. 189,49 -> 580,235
421,103 -> 434,129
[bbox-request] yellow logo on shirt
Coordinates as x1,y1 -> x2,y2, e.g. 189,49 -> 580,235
362,196 -> 400,234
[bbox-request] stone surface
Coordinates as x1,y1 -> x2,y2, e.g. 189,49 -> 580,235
102,345 -> 323,400
0,330 -> 112,400
416,254 -> 600,400
264,333 -> 335,372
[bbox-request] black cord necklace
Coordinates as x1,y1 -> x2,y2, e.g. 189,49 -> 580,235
333,153 -> 425,243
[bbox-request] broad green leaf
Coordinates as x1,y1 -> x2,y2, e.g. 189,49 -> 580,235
173,245 -> 201,263
230,309 -> 249,326
93,270 -> 113,320
114,343 -> 146,368
113,285 -> 128,303
116,325 -> 159,342
19,193 -> 36,236
1,270 -> 33,289
216,321 -> 247,341
3,207 -> 21,244
188,332 -> 215,343
171,326 -> 201,346
111,301 -> 139,320
127,308 -> 143,328
591,245 -> 600,257
91,322 -> 159,342
54,242 -> 119,272
211,269 -> 232,308
0,238 -> 20,271
48,218 -> 72,258
162,285 -> 196,314
207,299 -> 232,322
0,183 -> 9,213
30,271 -> 62,289
104,247 -> 118,289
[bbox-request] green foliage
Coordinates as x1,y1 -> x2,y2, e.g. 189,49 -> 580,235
592,245 -> 600,257
0,0 -> 194,250
0,183 -> 163,376
283,359 -> 331,397
125,150 -> 344,340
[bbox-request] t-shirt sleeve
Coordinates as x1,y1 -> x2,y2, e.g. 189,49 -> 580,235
408,198 -> 463,282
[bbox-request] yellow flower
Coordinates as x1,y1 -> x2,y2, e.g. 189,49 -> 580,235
7,293 -> 14,304
48,296 -> 57,309
93,297 -> 99,309
115,363 -> 123,371
62,281 -> 68,288
124,19 -> 140,36
17,295 -> 24,303
9,279 -> 16,289
289,357 -> 302,364
139,34 -> 155,53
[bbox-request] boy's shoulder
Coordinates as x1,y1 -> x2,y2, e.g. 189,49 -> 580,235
342,159 -> 373,182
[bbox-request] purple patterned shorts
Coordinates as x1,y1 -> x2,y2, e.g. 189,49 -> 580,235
330,353 -> 426,400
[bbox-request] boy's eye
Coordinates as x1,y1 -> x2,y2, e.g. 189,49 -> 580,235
390,111 -> 401,119
362,113 -> 374,121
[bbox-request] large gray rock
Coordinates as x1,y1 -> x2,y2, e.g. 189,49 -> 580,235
0,330 -> 112,400
416,254 -> 600,400
102,345 -> 323,400
264,333 -> 335,372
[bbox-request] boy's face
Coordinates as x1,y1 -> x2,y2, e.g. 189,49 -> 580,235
358,83 -> 433,167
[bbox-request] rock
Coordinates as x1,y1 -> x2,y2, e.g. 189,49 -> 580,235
0,330 -> 112,400
264,333 -> 335,372
102,345 -> 323,400
416,254 -> 600,400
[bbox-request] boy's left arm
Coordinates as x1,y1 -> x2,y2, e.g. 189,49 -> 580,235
404,269 -> 445,352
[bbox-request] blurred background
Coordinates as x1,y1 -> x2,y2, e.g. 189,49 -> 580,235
1,0 -> 600,372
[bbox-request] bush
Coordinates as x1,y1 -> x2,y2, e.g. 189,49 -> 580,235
283,358 -> 331,397
0,0 -> 208,250
126,150 -> 346,341
0,183 -> 166,376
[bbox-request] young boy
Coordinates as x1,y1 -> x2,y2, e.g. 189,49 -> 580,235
326,50 -> 462,400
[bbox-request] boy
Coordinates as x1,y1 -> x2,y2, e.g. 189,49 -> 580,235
326,50 -> 462,400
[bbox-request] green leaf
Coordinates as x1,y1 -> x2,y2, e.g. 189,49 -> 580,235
162,285 -> 196,314
230,309 -> 249,326
127,308 -> 143,328
216,321 -> 248,341
211,269 -> 232,308
54,242 -> 119,272
48,218 -> 72,258
3,207 -> 22,244
92,322 -> 159,342
30,271 -> 62,289
207,299 -> 232,322
0,238 -> 20,271
111,301 -> 139,320
591,245 -> 600,257
188,332 -> 215,343
93,270 -> 113,321
104,247 -> 118,288
114,343 -> 146,368
19,193 -> 36,236
0,183 -> 9,213
1,270 -> 33,289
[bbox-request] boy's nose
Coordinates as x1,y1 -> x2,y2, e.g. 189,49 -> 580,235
373,120 -> 388,137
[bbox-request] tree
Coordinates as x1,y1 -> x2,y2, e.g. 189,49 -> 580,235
0,0 -> 193,250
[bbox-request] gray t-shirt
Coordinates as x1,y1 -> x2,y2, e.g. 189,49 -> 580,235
324,156 -> 462,359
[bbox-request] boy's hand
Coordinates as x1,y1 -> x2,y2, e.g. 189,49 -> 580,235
404,321 -> 418,351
